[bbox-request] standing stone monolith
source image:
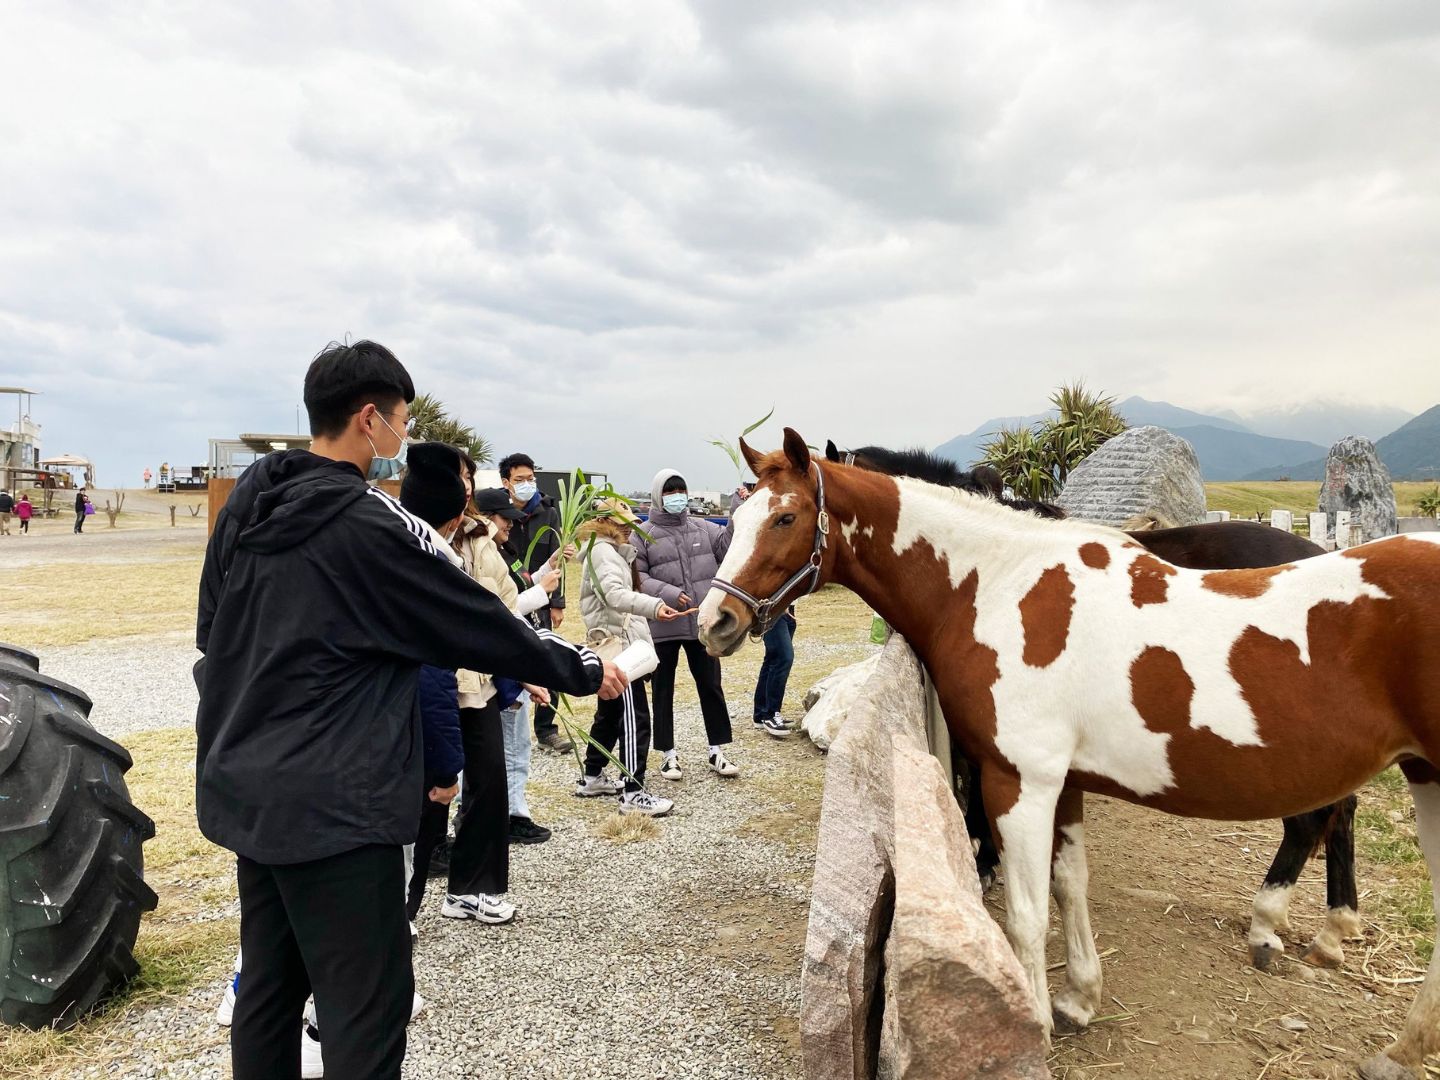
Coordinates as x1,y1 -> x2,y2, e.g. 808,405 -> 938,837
1318,436 -> 1397,543
1055,425 -> 1205,528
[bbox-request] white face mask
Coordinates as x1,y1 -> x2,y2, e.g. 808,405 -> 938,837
513,480 -> 538,503
662,493 -> 689,514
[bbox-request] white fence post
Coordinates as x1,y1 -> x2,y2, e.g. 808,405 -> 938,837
1309,513 -> 1328,546
1269,509 -> 1294,532
1334,510 -> 1352,548
1205,510 -> 1231,523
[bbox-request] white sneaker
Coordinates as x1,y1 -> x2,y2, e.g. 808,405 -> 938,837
708,750 -> 740,777
618,790 -> 674,817
659,754 -> 682,781
409,920 -> 418,943
441,892 -> 516,924
574,771 -> 624,797
215,976 -> 237,1027
758,715 -> 791,739
410,991 -> 425,1021
215,951 -> 242,1026
301,1018 -> 324,1079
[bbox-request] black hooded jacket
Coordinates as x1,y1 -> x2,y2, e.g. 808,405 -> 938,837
194,450 -> 602,865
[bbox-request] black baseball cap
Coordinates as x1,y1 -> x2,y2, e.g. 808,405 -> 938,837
474,487 -> 525,520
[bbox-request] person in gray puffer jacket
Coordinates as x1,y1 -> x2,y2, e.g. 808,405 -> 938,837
633,468 -> 740,781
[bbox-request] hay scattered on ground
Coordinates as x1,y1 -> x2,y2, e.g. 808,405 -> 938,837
593,812 -> 663,844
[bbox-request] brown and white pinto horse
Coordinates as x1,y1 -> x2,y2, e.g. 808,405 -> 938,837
826,439 -> 1361,972
700,430 -> 1440,1080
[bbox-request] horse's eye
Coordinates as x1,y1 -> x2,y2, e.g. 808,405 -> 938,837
776,513 -> 796,528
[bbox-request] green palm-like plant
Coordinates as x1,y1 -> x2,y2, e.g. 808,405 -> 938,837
410,392 -> 493,465
1416,486 -> 1440,518
979,383 -> 1127,501
710,407 -> 775,482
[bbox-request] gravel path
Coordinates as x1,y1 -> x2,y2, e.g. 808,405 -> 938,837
60,704 -> 819,1079
39,631 -> 201,736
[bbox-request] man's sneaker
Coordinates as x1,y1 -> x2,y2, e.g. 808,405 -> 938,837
619,790 -> 674,817
215,971 -> 239,1026
508,816 -> 552,844
301,1019 -> 324,1079
659,754 -> 682,781
442,892 -> 516,924
574,772 -> 624,797
538,730 -> 574,754
773,712 -> 796,729
410,992 -> 425,1021
409,920 -> 418,943
427,839 -> 451,878
758,714 -> 791,739
708,750 -> 740,777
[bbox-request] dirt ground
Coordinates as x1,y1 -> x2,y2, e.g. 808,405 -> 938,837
1036,793 -> 1427,1079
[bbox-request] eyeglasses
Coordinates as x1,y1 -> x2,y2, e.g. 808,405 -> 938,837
381,411 -> 418,436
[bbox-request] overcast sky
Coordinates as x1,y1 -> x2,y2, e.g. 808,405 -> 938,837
3,1 -> 1438,492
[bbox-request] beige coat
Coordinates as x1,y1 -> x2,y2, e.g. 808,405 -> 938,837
455,517 -> 519,708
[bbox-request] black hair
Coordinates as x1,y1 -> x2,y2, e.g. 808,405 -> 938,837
661,474 -> 688,494
498,453 -> 535,480
303,340 -> 415,438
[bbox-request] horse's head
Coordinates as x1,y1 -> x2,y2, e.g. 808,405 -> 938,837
700,428 -> 833,658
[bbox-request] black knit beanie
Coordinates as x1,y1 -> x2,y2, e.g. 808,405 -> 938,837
399,442 -> 466,528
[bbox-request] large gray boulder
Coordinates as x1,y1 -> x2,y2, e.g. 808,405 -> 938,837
1319,436 -> 1397,543
1054,425 -> 1205,528
801,638 -> 1047,1080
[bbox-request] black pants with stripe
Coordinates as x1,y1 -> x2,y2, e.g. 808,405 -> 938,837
232,844 -> 412,1080
584,677 -> 651,791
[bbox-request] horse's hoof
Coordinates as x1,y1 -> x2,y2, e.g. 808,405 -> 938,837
1249,937 -> 1284,971
979,870 -> 998,895
1052,1006 -> 1088,1035
1356,1052 -> 1417,1080
1301,940 -> 1344,969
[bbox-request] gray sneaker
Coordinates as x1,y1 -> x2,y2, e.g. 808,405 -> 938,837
539,730 -> 574,754
574,772 -> 624,797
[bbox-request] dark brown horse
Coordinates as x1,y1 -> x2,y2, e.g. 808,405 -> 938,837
702,431 -> 1440,1078
825,441 -> 1360,971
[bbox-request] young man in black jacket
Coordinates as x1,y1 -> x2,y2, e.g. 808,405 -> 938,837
498,451 -> 572,753
195,341 -> 625,1080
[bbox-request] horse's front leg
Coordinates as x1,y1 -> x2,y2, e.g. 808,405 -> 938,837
1051,786 -> 1103,1033
986,765 -> 1063,1040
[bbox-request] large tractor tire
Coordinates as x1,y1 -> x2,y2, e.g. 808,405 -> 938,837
0,645 -> 158,1030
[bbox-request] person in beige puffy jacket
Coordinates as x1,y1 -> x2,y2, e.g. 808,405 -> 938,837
574,502 -> 683,816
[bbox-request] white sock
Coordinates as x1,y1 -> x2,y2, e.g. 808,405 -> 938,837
709,745 -> 721,757
664,749 -> 678,763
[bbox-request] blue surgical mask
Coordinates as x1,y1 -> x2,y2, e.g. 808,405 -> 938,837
662,493 -> 689,514
366,414 -> 409,482
513,480 -> 538,503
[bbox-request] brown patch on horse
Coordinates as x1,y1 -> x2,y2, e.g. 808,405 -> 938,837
1079,542 -> 1110,570
1019,565 -> 1075,668
1201,564 -> 1295,599
1131,647 -> 1195,734
1128,553 -> 1177,607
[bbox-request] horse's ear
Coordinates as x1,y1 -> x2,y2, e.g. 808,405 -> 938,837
782,428 -> 811,472
972,464 -> 1004,496
824,439 -> 841,463
739,437 -> 763,474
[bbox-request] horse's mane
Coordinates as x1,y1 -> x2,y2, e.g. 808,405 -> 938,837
834,443 -> 1068,520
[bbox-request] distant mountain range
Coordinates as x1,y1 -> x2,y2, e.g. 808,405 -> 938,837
1244,404 -> 1440,481
934,396 -> 1436,481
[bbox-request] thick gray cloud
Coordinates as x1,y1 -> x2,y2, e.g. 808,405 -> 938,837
2,0 -> 1437,492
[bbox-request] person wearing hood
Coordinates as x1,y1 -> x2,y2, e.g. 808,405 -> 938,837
633,469 -> 740,781
498,452 -> 573,755
574,500 -> 683,815
195,341 -> 626,1080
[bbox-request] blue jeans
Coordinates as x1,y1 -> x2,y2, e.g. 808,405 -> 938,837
500,702 -> 532,820
753,614 -> 796,720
